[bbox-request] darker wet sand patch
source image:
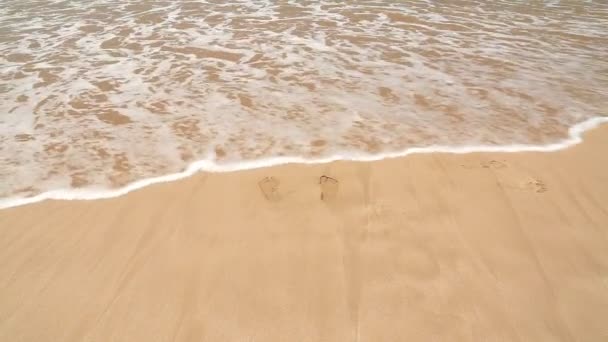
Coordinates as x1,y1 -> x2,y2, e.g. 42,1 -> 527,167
70,172 -> 89,187
91,146 -> 111,159
214,146 -> 227,158
378,86 -> 399,102
44,143 -> 69,153
12,71 -> 28,79
33,70 -> 60,88
96,109 -> 132,125
125,3 -> 153,12
171,118 -> 201,139
69,98 -> 90,110
303,83 -> 316,91
386,12 -> 422,24
173,22 -> 198,30
112,153 -> 131,173
136,13 -> 164,24
246,53 -> 264,64
141,100 -> 170,115
14,134 -> 34,142
28,41 -> 41,49
161,46 -> 243,62
100,37 -> 123,49
93,80 -> 119,92
238,94 -> 254,108
414,94 -> 431,107
311,139 -> 326,147
6,53 -> 33,63
124,43 -> 143,51
79,24 -> 103,33
108,154 -> 133,186
277,4 -> 310,18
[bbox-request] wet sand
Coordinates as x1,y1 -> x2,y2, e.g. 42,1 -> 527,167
1,125 -> 608,342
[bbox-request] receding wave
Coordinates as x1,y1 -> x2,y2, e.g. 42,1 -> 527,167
1,0 -> 607,206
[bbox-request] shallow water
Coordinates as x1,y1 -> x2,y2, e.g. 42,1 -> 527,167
1,0 -> 607,202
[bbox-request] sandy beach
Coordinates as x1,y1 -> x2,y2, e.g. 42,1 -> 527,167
1,125 -> 608,341
2,1 -> 607,341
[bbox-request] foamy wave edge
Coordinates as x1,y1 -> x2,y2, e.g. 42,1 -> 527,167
1,116 -> 607,210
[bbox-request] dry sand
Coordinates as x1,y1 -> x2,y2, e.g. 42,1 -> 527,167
1,126 -> 608,342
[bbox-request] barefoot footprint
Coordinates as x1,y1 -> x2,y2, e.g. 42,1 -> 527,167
461,159 -> 507,169
319,175 -> 339,201
524,178 -> 548,193
480,160 -> 507,169
258,176 -> 281,201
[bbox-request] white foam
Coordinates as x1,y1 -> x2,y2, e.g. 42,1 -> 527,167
1,116 -> 606,210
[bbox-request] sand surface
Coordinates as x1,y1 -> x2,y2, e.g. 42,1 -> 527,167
1,126 -> 608,341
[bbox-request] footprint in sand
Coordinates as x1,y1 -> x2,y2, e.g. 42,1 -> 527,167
319,175 -> 339,201
459,159 -> 548,193
258,176 -> 281,201
480,159 -> 507,169
524,178 -> 548,193
501,176 -> 548,193
461,159 -> 508,170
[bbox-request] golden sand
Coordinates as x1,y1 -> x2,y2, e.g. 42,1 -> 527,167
1,126 -> 607,341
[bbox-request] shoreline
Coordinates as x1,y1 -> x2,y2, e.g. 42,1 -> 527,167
1,116 -> 607,210
1,119 -> 608,341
